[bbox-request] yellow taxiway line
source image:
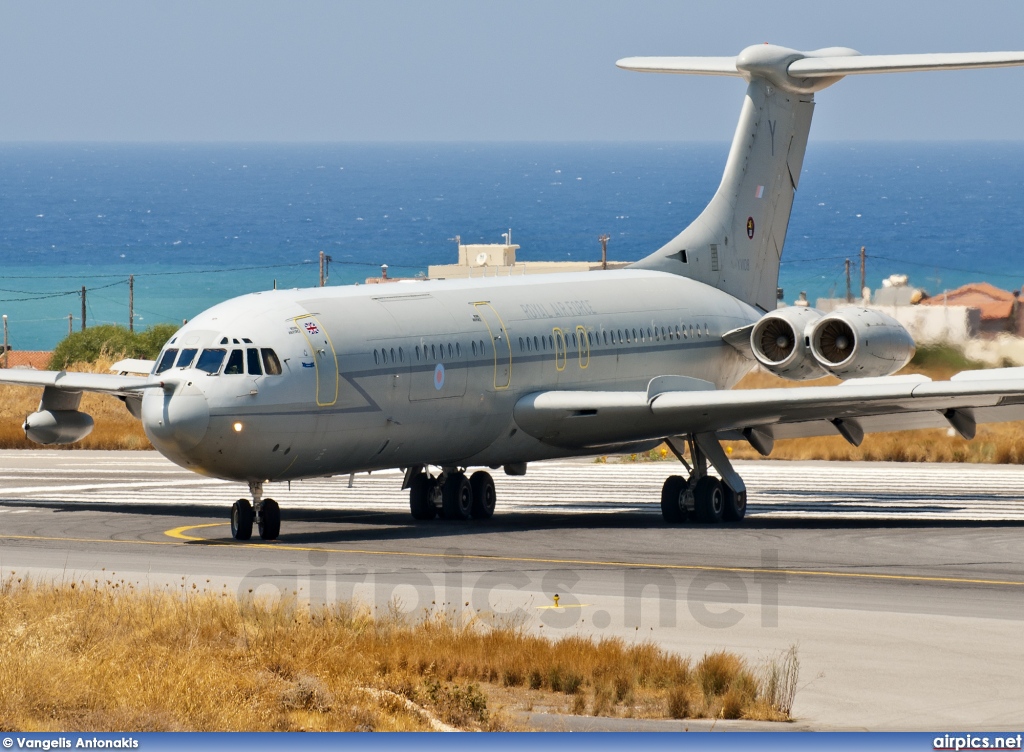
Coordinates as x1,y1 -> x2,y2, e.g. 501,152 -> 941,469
0,522 -> 1021,590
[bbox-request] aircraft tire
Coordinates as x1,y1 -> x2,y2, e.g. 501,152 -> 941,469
441,473 -> 473,520
469,471 -> 496,519
259,498 -> 281,540
660,475 -> 688,523
231,499 -> 254,540
693,476 -> 725,523
723,485 -> 747,522
409,474 -> 437,520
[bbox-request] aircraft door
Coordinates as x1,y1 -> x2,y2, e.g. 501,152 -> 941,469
576,325 -> 590,369
294,315 -> 338,407
473,302 -> 511,389
552,327 -> 567,371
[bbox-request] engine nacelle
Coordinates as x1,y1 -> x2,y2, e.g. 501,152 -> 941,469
23,410 -> 94,445
750,306 -> 828,381
808,307 -> 915,379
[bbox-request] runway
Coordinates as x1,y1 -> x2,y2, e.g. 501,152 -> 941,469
0,449 -> 1023,731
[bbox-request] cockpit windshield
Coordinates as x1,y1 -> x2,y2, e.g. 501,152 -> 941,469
155,348 -> 178,374
195,349 -> 227,374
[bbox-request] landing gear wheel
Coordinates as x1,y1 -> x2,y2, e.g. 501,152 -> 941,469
259,498 -> 281,540
469,471 -> 496,519
723,486 -> 746,522
694,476 -> 725,523
660,475 -> 688,523
441,473 -> 473,520
231,499 -> 253,540
409,474 -> 437,520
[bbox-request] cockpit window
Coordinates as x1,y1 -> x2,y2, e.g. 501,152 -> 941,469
224,350 -> 244,374
195,348 -> 227,375
246,348 -> 263,375
175,348 -> 198,368
261,349 -> 282,375
155,348 -> 178,374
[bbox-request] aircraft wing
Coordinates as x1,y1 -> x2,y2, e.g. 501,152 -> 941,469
0,368 -> 155,395
512,368 -> 1024,451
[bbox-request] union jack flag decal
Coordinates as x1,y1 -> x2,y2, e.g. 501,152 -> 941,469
304,321 -> 320,335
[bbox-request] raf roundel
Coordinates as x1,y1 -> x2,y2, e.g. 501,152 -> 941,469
433,363 -> 445,390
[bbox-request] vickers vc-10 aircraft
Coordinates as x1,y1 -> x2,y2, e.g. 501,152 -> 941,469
5,44 -> 1024,541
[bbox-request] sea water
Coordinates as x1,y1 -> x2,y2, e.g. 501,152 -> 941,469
0,142 -> 1022,351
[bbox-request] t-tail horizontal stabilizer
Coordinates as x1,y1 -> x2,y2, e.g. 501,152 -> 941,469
619,45 -> 1024,313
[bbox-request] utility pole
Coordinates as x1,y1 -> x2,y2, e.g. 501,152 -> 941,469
319,251 -> 333,287
599,234 -> 609,270
859,246 -> 867,297
845,258 -> 852,302
68,314 -> 73,337
80,286 -> 86,331
2,315 -> 8,369
128,275 -> 134,332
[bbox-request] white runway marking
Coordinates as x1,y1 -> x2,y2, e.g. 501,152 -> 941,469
0,452 -> 1022,521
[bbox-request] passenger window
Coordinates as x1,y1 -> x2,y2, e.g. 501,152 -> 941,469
175,348 -> 198,368
399,347 -> 405,363
472,341 -> 477,356
195,348 -> 226,375
448,343 -> 453,359
373,350 -> 379,365
224,349 -> 244,374
456,343 -> 461,357
382,348 -> 388,364
480,339 -> 486,353
676,325 -> 681,338
416,345 -> 421,360
155,348 -> 178,374
390,347 -> 396,363
431,344 -> 436,360
246,348 -> 263,375
526,337 -> 532,352
261,349 -> 283,375
534,336 -> 539,351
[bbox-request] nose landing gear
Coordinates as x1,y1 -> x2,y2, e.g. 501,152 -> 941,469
230,480 -> 280,541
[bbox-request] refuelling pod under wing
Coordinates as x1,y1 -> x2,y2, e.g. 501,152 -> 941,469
24,409 -> 94,445
749,306 -> 828,381
22,386 -> 95,445
809,307 -> 915,379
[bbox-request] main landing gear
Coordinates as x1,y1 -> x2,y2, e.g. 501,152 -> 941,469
231,480 -> 281,541
405,466 -> 497,522
660,433 -> 746,524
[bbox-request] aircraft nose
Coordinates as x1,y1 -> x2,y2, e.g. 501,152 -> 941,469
141,380 -> 210,453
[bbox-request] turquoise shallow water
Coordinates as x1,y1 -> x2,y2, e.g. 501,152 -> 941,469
1,142 -> 1022,350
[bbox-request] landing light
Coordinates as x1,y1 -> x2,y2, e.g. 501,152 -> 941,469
233,422 -> 243,433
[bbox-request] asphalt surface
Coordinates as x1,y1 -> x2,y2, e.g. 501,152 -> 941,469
0,449 -> 1022,731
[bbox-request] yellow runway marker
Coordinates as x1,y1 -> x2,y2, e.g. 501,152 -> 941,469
536,604 -> 592,610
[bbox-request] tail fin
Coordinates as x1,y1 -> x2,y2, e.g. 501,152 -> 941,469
620,45 -> 1024,312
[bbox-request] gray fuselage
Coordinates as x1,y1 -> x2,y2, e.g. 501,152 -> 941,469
142,269 -> 760,482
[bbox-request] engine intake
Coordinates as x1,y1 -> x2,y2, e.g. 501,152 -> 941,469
809,308 -> 915,379
23,410 -> 94,445
750,306 -> 827,381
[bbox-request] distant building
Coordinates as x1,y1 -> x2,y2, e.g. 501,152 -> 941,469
428,236 -> 628,279
920,282 -> 1023,337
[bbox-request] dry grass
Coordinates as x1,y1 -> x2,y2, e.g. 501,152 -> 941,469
0,355 -> 150,450
0,577 -> 796,730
